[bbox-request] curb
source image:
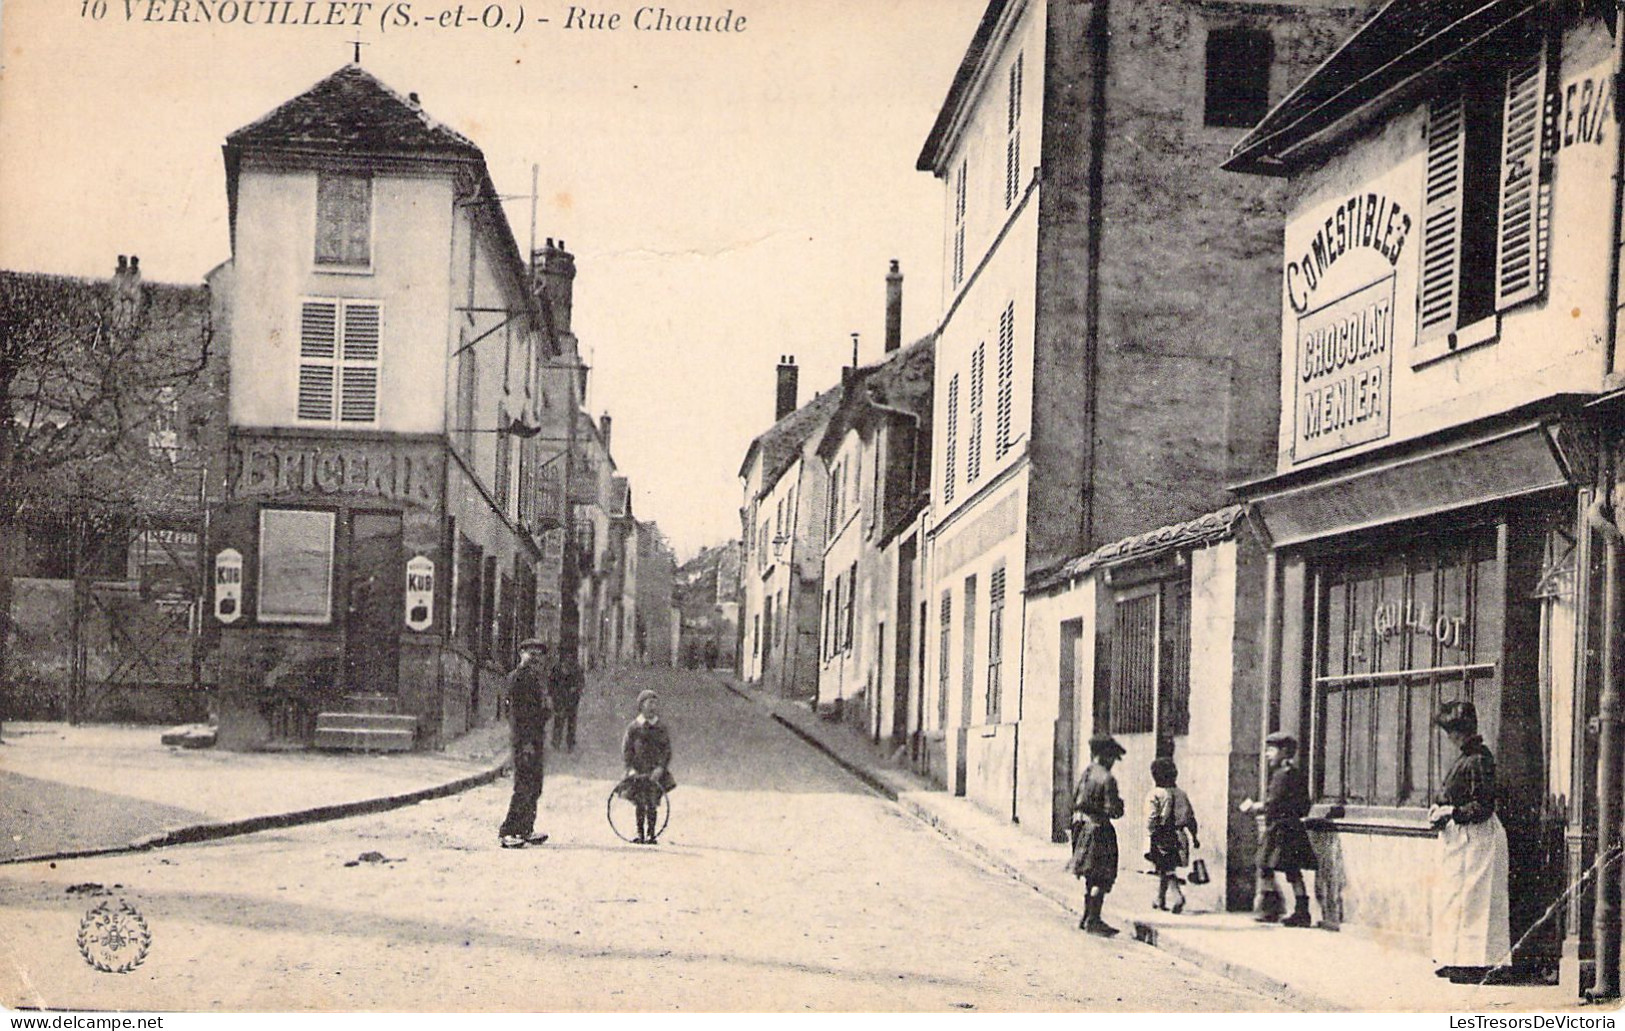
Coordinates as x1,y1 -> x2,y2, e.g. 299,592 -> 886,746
2,760 -> 510,867
1128,921 -> 1341,1012
713,676 -> 897,802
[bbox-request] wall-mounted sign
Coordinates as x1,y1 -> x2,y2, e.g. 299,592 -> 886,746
1285,192 -> 1412,315
405,554 -> 434,632
1294,275 -> 1395,461
230,438 -> 442,509
214,548 -> 243,624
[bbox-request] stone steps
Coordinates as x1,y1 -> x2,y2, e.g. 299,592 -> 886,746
313,710 -> 417,752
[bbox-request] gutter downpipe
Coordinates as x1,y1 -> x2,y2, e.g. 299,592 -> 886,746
1587,473 -> 1623,1001
1587,0 -> 1625,1002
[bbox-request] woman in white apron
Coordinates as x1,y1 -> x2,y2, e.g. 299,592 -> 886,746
1428,700 -> 1511,984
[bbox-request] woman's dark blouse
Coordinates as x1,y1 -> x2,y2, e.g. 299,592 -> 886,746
1073,763 -> 1125,821
1440,735 -> 1496,825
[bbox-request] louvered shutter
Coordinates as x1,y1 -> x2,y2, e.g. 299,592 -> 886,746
968,343 -> 985,483
996,304 -> 1015,457
298,301 -> 338,421
1495,50 -> 1548,310
1006,54 -> 1023,208
944,374 -> 959,504
1419,93 -> 1466,342
339,303 -> 380,424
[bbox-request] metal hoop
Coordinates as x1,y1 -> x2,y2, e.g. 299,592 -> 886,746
606,776 -> 671,843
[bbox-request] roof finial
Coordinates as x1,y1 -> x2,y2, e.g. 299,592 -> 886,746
350,36 -> 369,63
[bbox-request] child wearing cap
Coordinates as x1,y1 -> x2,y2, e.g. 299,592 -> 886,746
1240,731 -> 1317,927
621,689 -> 676,845
1067,733 -> 1126,936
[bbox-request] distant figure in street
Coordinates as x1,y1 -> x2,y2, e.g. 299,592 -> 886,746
1429,700 -> 1510,983
1145,756 -> 1201,914
1241,731 -> 1316,927
621,689 -> 676,845
1067,732 -> 1126,936
551,653 -> 584,752
498,639 -> 554,849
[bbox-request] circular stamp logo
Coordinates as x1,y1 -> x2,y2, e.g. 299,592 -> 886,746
77,899 -> 151,973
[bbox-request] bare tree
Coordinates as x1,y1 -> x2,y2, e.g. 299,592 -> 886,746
0,259 -> 214,729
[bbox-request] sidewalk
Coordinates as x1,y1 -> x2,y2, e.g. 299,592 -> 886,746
721,676 -> 1593,1013
0,719 -> 512,864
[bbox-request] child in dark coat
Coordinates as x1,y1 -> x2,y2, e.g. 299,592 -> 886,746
621,689 -> 676,845
1067,733 -> 1127,936
1241,731 -> 1317,927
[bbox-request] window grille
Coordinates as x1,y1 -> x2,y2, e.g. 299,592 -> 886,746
986,566 -> 1006,722
315,174 -> 370,267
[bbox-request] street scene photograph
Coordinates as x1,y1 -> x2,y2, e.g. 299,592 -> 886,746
2,0 -> 1625,1016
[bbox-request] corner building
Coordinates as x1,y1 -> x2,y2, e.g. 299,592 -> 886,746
207,65 -> 579,751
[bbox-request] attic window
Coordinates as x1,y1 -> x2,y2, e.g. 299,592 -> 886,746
316,174 -> 372,268
1204,27 -> 1274,129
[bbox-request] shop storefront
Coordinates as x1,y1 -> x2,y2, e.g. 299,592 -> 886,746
1242,413 -> 1582,969
208,430 -> 504,751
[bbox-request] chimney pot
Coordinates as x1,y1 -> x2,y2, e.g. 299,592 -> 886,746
117,255 -> 128,274
885,260 -> 904,353
775,356 -> 799,422
130,255 -> 140,274
409,92 -> 420,104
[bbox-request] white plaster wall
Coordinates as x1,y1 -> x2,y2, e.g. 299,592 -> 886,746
230,165 -> 453,433
1274,21 -> 1615,475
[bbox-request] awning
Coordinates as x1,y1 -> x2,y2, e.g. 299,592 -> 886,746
1242,421 -> 1574,548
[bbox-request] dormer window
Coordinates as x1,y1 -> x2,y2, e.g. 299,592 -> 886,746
315,174 -> 372,268
1204,27 -> 1273,129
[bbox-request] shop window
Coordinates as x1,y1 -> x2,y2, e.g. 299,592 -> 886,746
1098,575 -> 1191,743
1312,526 -> 1501,808
315,174 -> 371,268
298,300 -> 379,425
257,508 -> 334,624
1204,27 -> 1273,129
1417,48 -> 1550,362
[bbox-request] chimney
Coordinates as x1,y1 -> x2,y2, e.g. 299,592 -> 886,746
531,237 -> 576,337
599,413 -> 613,454
775,355 -> 798,422
111,254 -> 142,330
885,259 -> 903,353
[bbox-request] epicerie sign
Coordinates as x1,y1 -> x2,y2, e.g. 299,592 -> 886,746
1294,275 -> 1394,461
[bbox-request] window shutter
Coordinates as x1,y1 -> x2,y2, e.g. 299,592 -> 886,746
1494,49 -> 1548,311
968,344 -> 985,483
944,374 -> 959,504
996,304 -> 1015,457
1419,93 -> 1466,341
298,301 -> 338,421
339,303 -> 380,423
1006,54 -> 1023,209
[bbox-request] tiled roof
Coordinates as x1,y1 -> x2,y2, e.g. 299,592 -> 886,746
1225,0 -> 1535,175
1031,505 -> 1248,593
227,64 -> 482,157
816,334 -> 935,461
739,383 -> 843,489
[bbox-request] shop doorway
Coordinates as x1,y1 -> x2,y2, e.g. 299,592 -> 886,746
344,511 -> 402,696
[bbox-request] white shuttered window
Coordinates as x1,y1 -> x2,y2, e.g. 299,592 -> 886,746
1416,48 -> 1550,362
298,300 -> 381,425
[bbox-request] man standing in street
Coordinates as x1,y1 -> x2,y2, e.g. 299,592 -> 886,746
499,638 -> 554,849
551,652 -> 584,752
